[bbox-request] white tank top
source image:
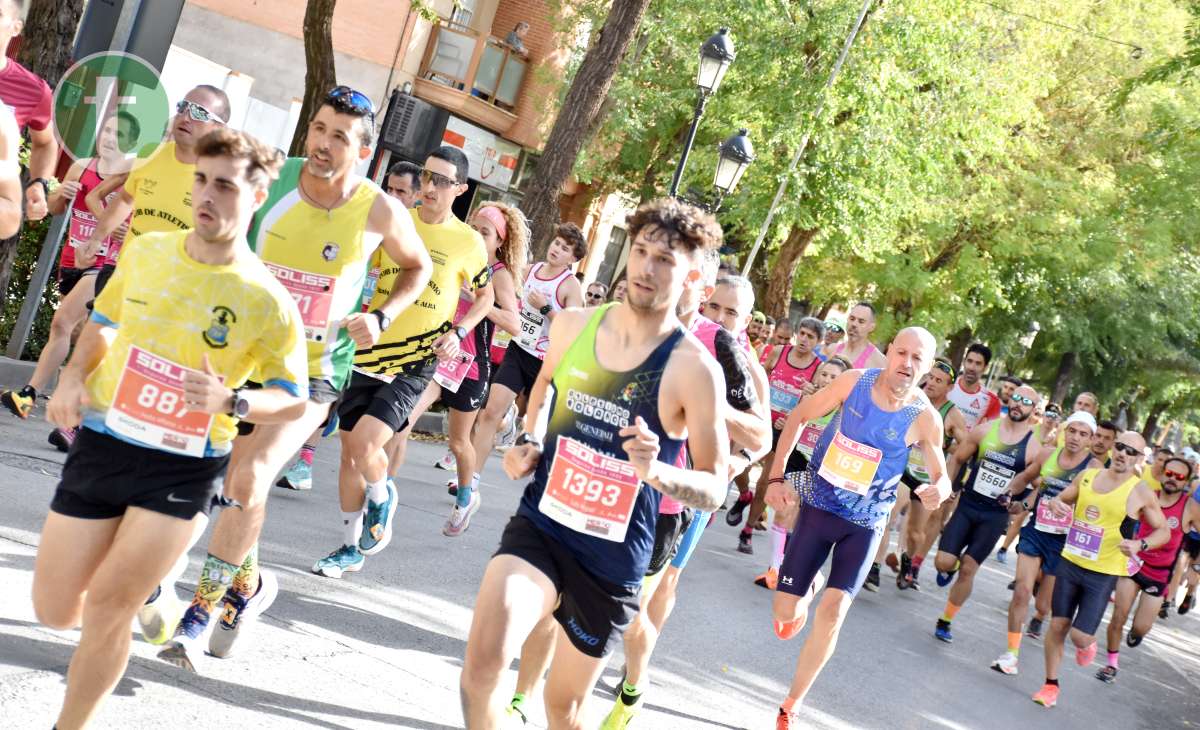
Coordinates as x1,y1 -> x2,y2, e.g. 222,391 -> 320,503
515,262 -> 573,359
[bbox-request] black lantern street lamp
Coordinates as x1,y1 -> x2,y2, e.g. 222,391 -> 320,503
712,128 -> 755,205
668,28 -> 736,198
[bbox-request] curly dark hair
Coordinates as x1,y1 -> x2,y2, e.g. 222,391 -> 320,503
626,198 -> 723,253
555,222 -> 587,261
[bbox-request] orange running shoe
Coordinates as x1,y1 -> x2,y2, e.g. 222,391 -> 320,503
754,567 -> 779,590
1032,683 -> 1059,708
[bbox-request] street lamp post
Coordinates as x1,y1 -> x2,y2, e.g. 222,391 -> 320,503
668,28 -> 735,198
710,128 -> 755,211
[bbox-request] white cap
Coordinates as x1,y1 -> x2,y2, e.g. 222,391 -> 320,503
1063,411 -> 1097,433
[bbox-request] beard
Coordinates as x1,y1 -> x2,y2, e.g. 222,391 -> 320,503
1007,408 -> 1030,423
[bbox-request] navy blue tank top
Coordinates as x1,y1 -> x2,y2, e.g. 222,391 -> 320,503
798,369 -> 924,531
517,305 -> 686,586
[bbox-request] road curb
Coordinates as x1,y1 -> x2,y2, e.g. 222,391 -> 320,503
0,356 -> 37,391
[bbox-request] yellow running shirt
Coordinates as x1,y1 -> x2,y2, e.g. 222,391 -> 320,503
85,231 -> 308,456
123,142 -> 194,237
248,158 -> 381,389
354,208 -> 489,375
1062,468 -> 1140,575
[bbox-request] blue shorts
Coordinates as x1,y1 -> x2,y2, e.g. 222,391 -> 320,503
1051,559 -> 1117,635
1016,524 -> 1066,575
670,510 -> 710,570
777,503 -> 882,599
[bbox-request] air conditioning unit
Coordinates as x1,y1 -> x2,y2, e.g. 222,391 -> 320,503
379,90 -> 450,161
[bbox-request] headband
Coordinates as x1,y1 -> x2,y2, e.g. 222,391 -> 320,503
475,206 -> 508,241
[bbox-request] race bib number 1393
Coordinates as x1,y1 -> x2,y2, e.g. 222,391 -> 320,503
538,436 -> 640,542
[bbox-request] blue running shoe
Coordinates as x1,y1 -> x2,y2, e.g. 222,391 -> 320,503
312,544 -> 364,578
996,548 -> 1008,564
936,560 -> 959,587
359,479 -> 398,555
157,603 -> 211,672
276,460 -> 313,491
935,619 -> 953,643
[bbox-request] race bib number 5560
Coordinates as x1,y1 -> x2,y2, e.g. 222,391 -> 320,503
538,436 -> 640,542
105,346 -> 215,457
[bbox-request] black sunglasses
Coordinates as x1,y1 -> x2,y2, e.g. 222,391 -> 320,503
421,168 -> 460,188
586,291 -> 605,300
327,86 -> 376,136
1113,442 -> 1141,457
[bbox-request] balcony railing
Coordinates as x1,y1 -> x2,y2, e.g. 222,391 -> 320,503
417,22 -> 528,130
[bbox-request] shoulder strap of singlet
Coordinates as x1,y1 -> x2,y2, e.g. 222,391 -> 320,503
938,400 -> 954,419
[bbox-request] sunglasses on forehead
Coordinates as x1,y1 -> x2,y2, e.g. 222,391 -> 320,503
327,85 -> 375,119
176,99 -> 224,124
932,361 -> 955,379
1113,442 -> 1141,456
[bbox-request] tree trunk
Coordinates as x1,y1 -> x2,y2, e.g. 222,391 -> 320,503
1050,351 -> 1076,405
1141,401 -> 1167,442
521,0 -> 653,257
289,0 -> 338,157
16,0 -> 84,87
945,326 -> 973,370
762,225 -> 818,319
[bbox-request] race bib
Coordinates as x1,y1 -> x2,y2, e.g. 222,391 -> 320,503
796,422 -> 824,460
538,436 -> 640,542
68,209 -> 110,259
492,328 -> 512,350
817,430 -> 882,496
1034,499 -> 1071,534
975,460 -> 1015,500
516,305 -> 544,353
769,386 -> 800,415
360,266 -> 380,312
1064,520 -> 1104,561
907,448 -> 930,483
433,352 -> 472,393
265,262 -> 335,343
105,346 -> 215,457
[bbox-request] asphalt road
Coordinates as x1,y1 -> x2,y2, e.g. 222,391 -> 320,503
1,405 -> 1198,729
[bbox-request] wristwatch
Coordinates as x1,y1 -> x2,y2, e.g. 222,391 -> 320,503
26,177 -> 49,197
516,432 -> 542,450
454,325 -> 468,341
538,303 -> 552,316
228,387 -> 251,419
370,309 -> 391,331
1140,538 -> 1149,552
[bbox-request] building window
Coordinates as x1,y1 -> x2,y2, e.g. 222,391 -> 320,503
450,0 -> 475,30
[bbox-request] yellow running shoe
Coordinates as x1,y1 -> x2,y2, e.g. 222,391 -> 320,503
600,690 -> 644,729
137,589 -> 182,645
1,389 -> 34,419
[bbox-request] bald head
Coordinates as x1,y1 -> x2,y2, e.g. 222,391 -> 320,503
896,326 -> 937,356
1118,431 -> 1146,452
883,326 -> 937,392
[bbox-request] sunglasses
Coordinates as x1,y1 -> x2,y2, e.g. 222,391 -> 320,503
586,291 -> 605,301
176,100 -> 224,124
327,85 -> 376,119
1010,394 -> 1035,406
933,361 -> 955,379
1043,410 -> 1061,420
421,168 -> 460,188
826,325 -> 844,333
1164,468 -> 1190,481
1113,442 -> 1141,457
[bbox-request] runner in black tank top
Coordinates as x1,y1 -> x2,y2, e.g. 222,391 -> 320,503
459,199 -> 730,729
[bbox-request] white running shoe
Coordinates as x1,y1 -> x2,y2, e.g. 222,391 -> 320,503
434,450 -> 456,470
495,403 -> 520,450
991,651 -> 1019,675
443,490 -> 481,537
208,569 -> 279,659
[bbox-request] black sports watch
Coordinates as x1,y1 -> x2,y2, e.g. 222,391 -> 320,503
228,387 -> 251,419
370,308 -> 391,331
516,432 -> 542,450
1140,538 -> 1149,553
454,325 -> 468,341
538,303 -> 552,316
26,177 -> 50,197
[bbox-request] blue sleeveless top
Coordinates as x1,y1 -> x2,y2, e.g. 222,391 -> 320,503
517,305 -> 687,586
798,369 -> 924,531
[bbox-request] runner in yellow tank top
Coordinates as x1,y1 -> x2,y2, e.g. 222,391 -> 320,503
1032,430 -> 1170,709
156,90 -> 432,673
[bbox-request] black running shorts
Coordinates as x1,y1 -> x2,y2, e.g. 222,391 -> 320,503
1051,559 -> 1118,635
50,428 -> 228,521
338,361 -> 436,433
494,514 -> 640,659
492,345 -> 543,399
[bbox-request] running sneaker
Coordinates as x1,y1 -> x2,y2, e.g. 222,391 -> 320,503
1026,617 -> 1043,640
505,703 -> 528,726
447,478 -> 458,496
208,569 -> 279,659
737,532 -> 754,555
312,545 -> 364,578
434,450 -> 456,470
773,617 -> 804,641
359,479 -> 398,555
157,604 -> 211,672
1095,665 -> 1118,683
776,707 -> 799,730
862,563 -> 881,592
47,427 -> 76,453
754,567 -> 779,590
934,619 -> 953,643
1007,580 -> 1016,591
1180,592 -> 1195,615
1031,683 -> 1059,708
726,495 -> 750,526
1,389 -> 34,418
936,560 -> 960,587
1075,641 -> 1097,666
495,402 -> 520,450
990,651 -> 1019,675
137,586 -> 182,646
599,689 -> 643,729
1159,600 -> 1171,619
443,490 -> 481,537
1126,631 -> 1143,648
884,552 -> 900,574
276,460 -> 313,491
996,547 -> 1008,564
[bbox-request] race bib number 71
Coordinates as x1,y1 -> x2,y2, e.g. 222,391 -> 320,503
538,436 -> 640,542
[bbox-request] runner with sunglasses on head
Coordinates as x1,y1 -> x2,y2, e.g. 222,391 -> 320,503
32,127 -> 307,730
896,357 -> 967,590
933,384 -> 1042,644
813,317 -> 844,361
1096,455 -> 1200,684
311,143 -> 489,574
462,223 -> 586,529
988,411 -> 1099,675
1032,431 -> 1169,708
155,87 -> 432,671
